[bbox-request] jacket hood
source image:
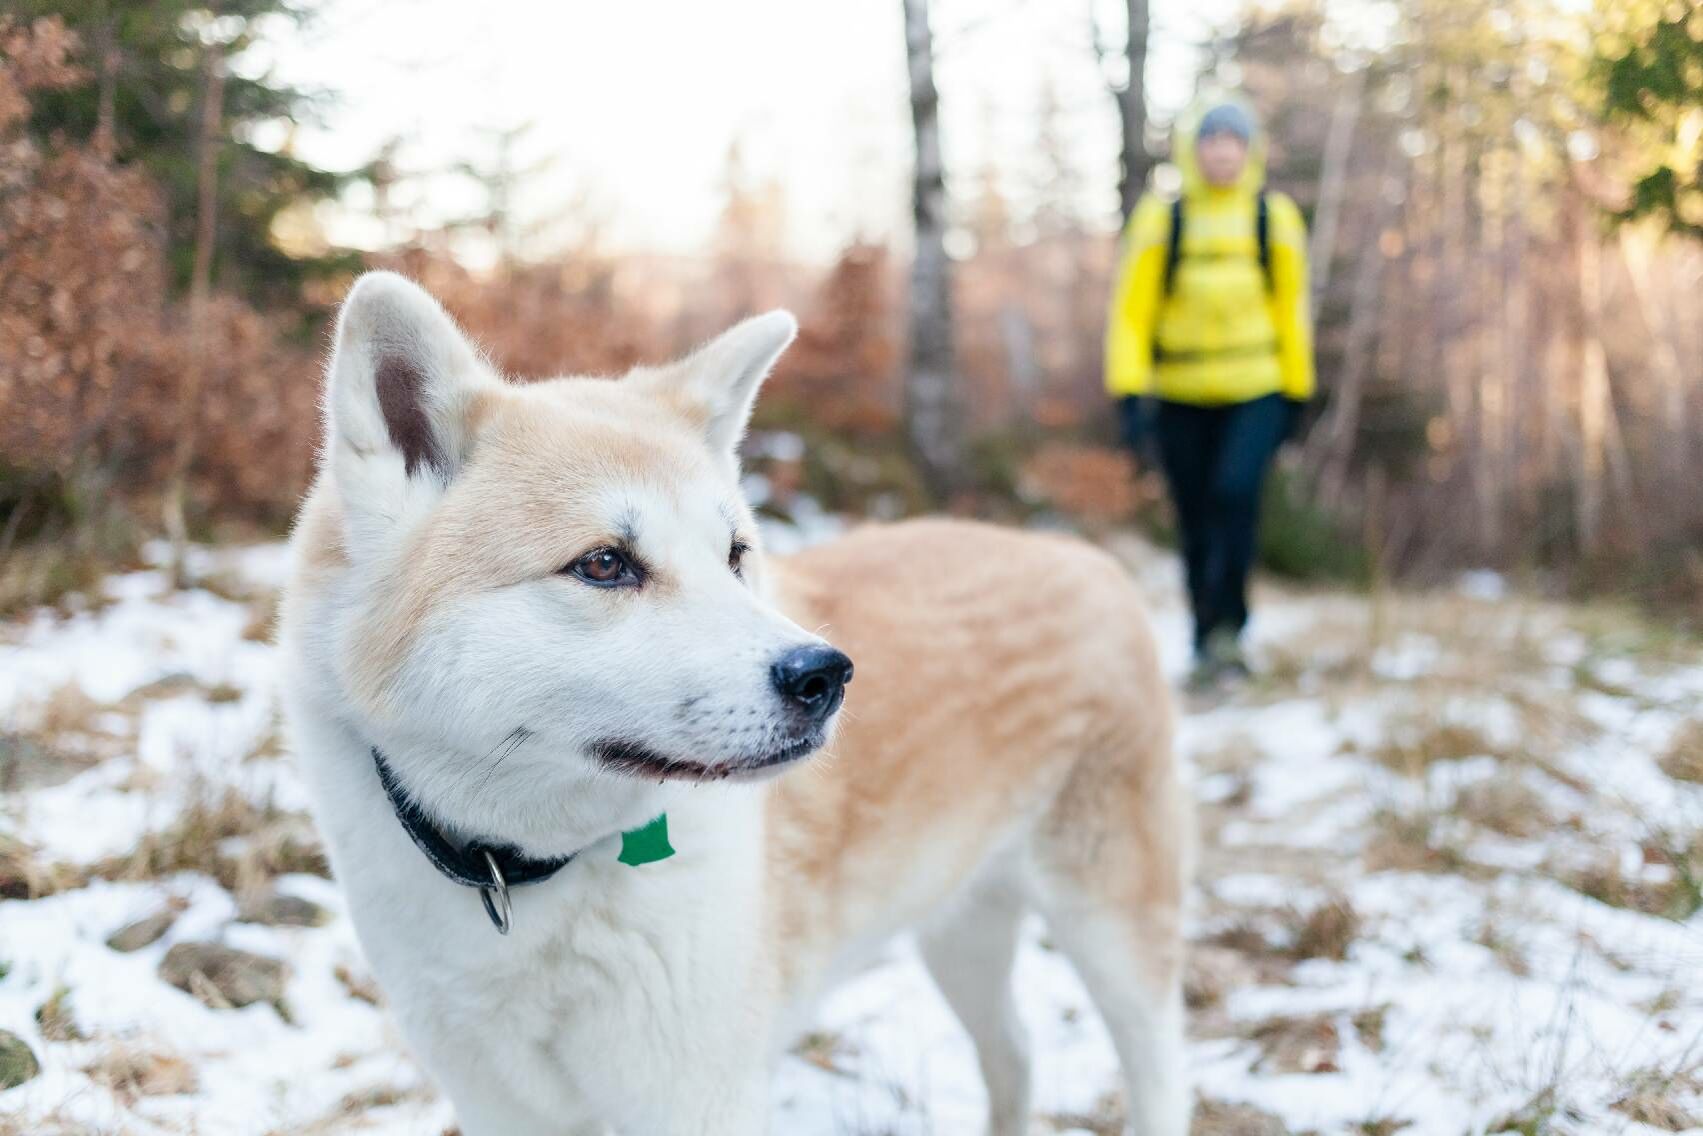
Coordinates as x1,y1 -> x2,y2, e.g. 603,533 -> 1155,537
1174,92 -> 1267,199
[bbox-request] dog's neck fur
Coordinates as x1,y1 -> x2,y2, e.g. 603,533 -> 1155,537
286,649 -> 770,930
351,717 -> 688,860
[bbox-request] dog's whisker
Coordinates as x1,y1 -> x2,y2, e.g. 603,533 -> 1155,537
472,727 -> 532,797
437,726 -> 532,807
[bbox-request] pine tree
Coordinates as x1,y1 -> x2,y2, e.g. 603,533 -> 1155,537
14,0 -> 355,300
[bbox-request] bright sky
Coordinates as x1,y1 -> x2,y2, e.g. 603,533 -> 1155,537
254,0 -> 1247,264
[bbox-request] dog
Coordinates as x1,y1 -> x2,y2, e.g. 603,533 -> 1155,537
277,272 -> 1191,1136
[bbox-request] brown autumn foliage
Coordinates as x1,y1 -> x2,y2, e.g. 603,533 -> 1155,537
1,18 -> 158,484
0,17 -> 319,532
7,7 -> 1698,613
382,249 -> 662,381
767,243 -> 900,437
0,14 -> 1132,555
1018,443 -> 1144,525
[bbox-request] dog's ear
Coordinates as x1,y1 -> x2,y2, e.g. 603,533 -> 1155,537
323,272 -> 495,551
641,311 -> 797,463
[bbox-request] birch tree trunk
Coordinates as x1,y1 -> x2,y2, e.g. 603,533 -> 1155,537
902,0 -> 963,503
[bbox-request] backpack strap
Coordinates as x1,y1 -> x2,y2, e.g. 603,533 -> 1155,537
1256,191 -> 1273,292
1165,192 -> 1273,295
1163,197 -> 1185,296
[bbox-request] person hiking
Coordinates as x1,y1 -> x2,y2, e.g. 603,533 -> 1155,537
1104,96 -> 1315,686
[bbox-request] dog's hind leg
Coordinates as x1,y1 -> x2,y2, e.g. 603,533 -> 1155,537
1034,882 -> 1188,1136
918,875 -> 1032,1136
1028,732 -> 1192,1136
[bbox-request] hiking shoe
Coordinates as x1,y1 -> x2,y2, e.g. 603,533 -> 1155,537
1190,627 -> 1250,690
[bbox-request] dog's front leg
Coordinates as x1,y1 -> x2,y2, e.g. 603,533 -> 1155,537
614,1074 -> 767,1136
710,1079 -> 770,1136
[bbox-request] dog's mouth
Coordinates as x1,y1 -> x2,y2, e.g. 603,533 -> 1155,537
590,733 -> 824,784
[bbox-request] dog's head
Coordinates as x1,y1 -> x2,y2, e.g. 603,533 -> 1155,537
309,272 -> 849,837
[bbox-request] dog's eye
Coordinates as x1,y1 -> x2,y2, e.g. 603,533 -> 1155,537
729,539 -> 750,577
568,548 -> 639,587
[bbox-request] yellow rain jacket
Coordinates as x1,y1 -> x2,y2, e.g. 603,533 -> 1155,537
1104,103 -> 1315,406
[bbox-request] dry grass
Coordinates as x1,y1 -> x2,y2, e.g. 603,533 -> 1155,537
92,786 -> 271,880
333,963 -> 383,1007
0,835 -> 88,900
1349,1004 -> 1390,1052
1351,1119 -> 1412,1136
1183,945 -> 1261,1012
1563,831 -> 1702,921
259,1082 -> 432,1136
1472,918 -> 1533,977
34,986 -> 83,1043
1609,1062 -> 1703,1132
1188,1096 -> 1291,1135
1484,1088 -> 1568,1135
89,785 -> 327,894
1370,718 -> 1499,777
0,1111 -> 109,1136
112,673 -> 203,711
19,681 -> 104,738
1454,772 -> 1556,839
1187,902 -> 1349,1002
83,1042 -> 198,1101
0,536 -> 123,620
1246,1012 -> 1340,1074
244,726 -> 288,763
1363,808 -> 1477,876
1284,896 -> 1360,962
1189,733 -> 1263,779
1562,858 -> 1673,916
0,681 -> 121,792
241,594 -> 280,643
1660,721 -> 1703,784
1041,1089 -> 1124,1134
790,1030 -> 857,1076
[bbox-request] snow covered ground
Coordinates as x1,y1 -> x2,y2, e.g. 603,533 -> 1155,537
2,531 -> 1700,1135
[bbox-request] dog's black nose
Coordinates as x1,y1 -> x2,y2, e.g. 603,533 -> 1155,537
770,645 -> 853,721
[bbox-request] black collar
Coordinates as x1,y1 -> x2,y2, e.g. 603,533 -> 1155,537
372,747 -> 576,935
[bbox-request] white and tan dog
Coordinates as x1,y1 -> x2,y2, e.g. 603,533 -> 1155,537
278,272 -> 1190,1136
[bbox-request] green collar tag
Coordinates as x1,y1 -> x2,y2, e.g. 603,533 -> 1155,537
617,814 -> 675,867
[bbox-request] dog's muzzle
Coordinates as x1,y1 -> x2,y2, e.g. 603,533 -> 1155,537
770,644 -> 853,723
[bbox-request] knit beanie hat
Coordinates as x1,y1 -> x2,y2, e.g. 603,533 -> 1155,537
1197,103 -> 1254,142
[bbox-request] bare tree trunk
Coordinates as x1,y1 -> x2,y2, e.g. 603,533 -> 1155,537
1576,221 -> 1613,554
1476,147 -> 1504,556
92,1 -> 119,160
1099,0 -> 1151,224
999,303 -> 1039,441
164,40 -> 224,586
1309,140 -> 1401,505
1619,227 -> 1692,478
1308,66 -> 1365,298
902,0 -> 963,504
1118,0 -> 1150,223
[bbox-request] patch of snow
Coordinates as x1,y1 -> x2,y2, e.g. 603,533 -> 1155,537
3,537 -> 1701,1136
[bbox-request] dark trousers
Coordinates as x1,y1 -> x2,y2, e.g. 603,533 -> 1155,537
1153,394 -> 1287,652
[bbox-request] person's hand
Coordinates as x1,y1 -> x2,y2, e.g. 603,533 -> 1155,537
1117,396 -> 1150,460
1281,398 -> 1310,445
